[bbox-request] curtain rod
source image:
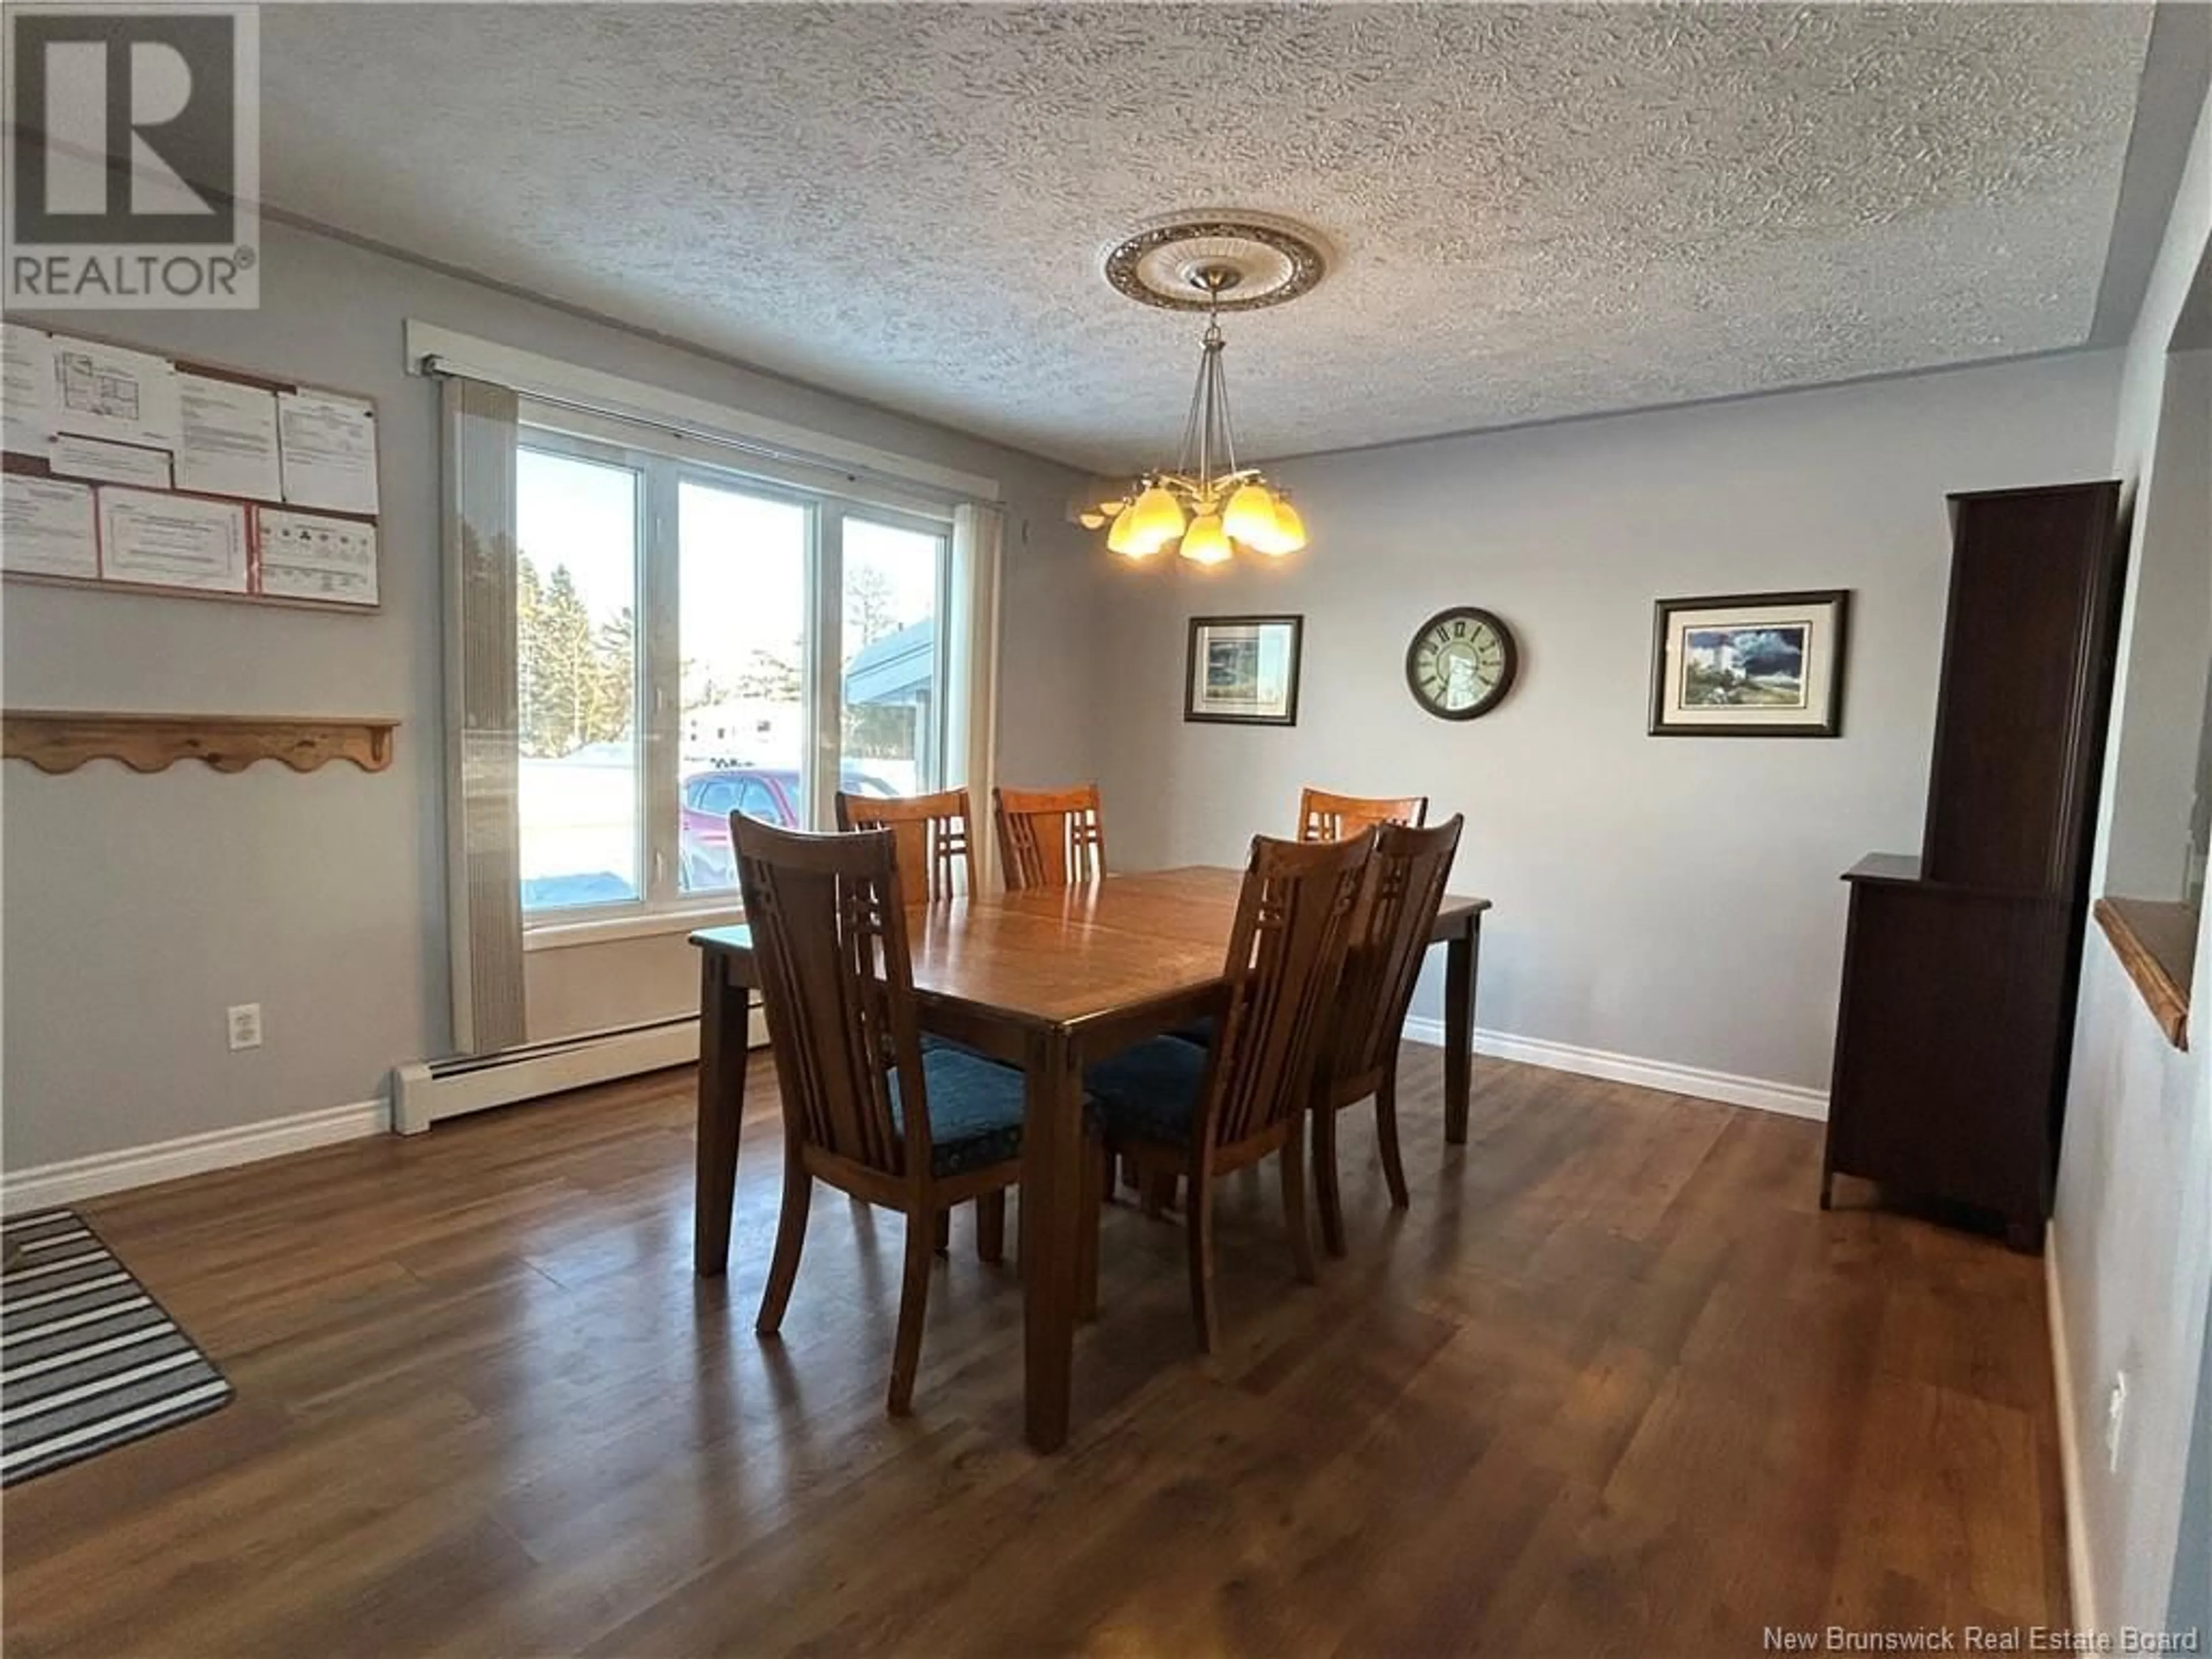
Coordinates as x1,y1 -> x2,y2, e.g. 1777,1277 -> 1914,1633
417,351 -> 986,507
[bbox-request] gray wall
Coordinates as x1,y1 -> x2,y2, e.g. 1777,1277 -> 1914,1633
2173,1300 -> 2211,1640
2,217 -> 1099,1171
1096,351 -> 2122,1096
2056,78 -> 2212,1638
2100,349 -> 2212,899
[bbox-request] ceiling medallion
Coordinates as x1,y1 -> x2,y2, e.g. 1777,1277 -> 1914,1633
1103,214 -> 1328,313
1082,215 -> 1328,567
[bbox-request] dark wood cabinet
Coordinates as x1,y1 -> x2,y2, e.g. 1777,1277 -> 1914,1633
1822,482 -> 2125,1251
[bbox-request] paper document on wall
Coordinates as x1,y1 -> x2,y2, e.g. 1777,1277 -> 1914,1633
257,507 -> 378,605
50,336 -> 181,449
97,486 -> 247,592
49,434 -> 172,490
176,373 -> 281,501
276,390 -> 378,513
1,475 -> 99,579
2,324 -> 56,453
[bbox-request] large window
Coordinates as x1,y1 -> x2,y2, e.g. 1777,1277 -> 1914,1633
515,414 -> 952,922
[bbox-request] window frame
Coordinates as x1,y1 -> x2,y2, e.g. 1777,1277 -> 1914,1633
514,403 -> 958,940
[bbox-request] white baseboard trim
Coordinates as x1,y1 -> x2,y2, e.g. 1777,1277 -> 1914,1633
1402,1017 -> 1828,1121
2045,1225 -> 2100,1634
1,1097 -> 390,1215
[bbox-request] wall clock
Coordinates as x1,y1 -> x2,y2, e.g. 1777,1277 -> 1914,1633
1406,607 -> 1518,720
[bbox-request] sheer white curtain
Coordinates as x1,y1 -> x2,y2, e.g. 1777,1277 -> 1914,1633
948,502 -> 1004,891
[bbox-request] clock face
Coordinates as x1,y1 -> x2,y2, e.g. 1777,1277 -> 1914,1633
1406,607 -> 1518,720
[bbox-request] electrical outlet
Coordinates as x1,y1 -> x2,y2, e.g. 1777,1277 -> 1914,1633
2104,1371 -> 2128,1474
227,1003 -> 262,1051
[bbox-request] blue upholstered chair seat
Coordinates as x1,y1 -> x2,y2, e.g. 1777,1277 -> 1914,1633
1084,1036 -> 1209,1147
1166,1014 -> 1217,1048
889,1047 -> 1027,1176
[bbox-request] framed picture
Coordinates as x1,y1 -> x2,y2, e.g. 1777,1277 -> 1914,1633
1185,614 -> 1303,726
1649,590 -> 1850,737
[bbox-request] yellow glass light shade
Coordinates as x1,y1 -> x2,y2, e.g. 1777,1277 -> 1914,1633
1180,513 -> 1233,566
1106,502 -> 1153,556
1128,484 -> 1186,551
1243,504 -> 1293,556
1221,480 -> 1278,547
1268,497 -> 1309,555
1071,481 -> 1127,530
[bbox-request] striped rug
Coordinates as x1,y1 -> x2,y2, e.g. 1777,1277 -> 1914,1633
1,1209 -> 232,1486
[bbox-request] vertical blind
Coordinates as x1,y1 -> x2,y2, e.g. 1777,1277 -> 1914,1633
441,375 -> 528,1055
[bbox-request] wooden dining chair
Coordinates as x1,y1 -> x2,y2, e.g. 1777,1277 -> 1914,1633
836,787 -> 1007,1247
835,786 -> 978,899
1082,831 -> 1374,1351
1159,785 -> 1419,1056
732,813 -> 1025,1416
1309,815 -> 1464,1256
1297,787 -> 1429,843
993,783 -> 1107,890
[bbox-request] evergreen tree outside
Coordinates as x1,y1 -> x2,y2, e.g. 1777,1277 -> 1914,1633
732,643 -> 804,703
517,553 -> 548,755
518,551 -> 637,757
592,607 -> 636,746
515,550 -> 925,764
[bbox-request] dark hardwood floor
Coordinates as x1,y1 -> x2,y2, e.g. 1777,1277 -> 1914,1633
1,1051 -> 2067,1657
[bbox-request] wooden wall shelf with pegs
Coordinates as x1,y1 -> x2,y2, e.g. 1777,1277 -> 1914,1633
2,711 -> 399,775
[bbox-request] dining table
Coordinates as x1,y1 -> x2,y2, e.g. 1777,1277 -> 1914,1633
690,864 -> 1492,1453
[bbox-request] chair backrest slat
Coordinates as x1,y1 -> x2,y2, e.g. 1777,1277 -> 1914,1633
1298,787 -> 1428,843
734,816 -> 930,1180
994,783 -> 1107,890
1333,816 -> 1464,1085
1200,832 -> 1374,1153
836,787 -> 976,900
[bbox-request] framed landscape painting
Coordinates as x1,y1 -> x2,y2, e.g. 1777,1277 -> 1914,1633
1185,614 -> 1303,726
1649,590 -> 1850,737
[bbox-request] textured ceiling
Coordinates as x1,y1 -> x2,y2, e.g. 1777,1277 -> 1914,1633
259,3 -> 2154,470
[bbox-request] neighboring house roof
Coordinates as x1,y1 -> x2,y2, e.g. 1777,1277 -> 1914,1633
843,619 -> 935,704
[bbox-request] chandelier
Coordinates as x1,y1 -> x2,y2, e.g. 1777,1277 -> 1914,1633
1079,217 -> 1327,566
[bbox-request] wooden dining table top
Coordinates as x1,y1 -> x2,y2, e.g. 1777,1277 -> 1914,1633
691,865 -> 1491,1034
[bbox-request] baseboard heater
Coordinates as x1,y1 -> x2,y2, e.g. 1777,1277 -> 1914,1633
391,1003 -> 763,1134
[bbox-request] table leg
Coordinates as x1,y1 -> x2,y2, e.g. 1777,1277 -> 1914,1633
1444,916 -> 1481,1146
1020,1027 -> 1083,1453
694,954 -> 752,1277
